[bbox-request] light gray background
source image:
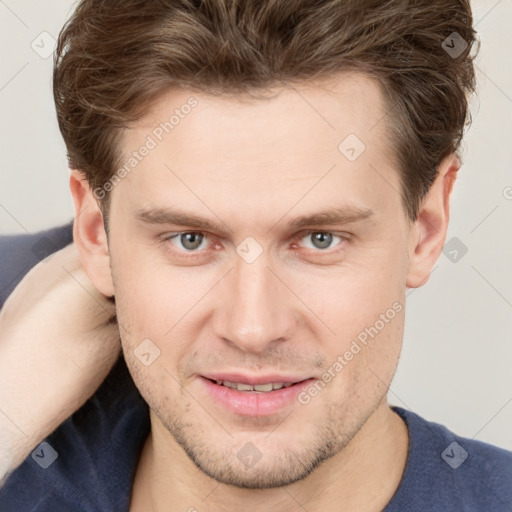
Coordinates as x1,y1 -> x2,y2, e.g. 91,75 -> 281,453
1,1 -> 511,450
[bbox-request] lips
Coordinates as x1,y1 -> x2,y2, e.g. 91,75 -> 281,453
213,380 -> 294,392
198,374 -> 316,416
201,372 -> 310,386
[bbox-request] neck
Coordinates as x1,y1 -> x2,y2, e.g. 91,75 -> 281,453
130,400 -> 409,512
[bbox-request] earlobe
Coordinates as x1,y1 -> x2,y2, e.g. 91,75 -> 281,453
69,170 -> 115,297
406,154 -> 461,288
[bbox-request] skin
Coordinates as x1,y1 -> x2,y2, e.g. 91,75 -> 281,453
0,244 -> 119,486
71,72 -> 459,511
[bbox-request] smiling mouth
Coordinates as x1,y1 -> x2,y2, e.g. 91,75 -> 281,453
204,378 -> 308,392
200,376 -> 316,416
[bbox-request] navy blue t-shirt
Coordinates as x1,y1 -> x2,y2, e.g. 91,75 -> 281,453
0,222 -> 511,511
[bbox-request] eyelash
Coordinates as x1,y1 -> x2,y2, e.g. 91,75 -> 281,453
160,230 -> 348,261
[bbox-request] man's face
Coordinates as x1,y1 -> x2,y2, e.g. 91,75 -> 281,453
107,73 -> 411,488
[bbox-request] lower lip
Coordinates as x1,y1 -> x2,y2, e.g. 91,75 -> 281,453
199,377 -> 316,417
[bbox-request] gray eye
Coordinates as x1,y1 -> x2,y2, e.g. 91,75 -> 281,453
309,232 -> 333,250
179,232 -> 204,251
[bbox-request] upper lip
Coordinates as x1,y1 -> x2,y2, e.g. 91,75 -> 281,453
201,373 -> 312,385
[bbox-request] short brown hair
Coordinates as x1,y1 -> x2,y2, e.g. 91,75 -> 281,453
53,0 -> 479,224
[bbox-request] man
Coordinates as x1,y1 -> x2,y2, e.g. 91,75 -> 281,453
0,0 -> 511,510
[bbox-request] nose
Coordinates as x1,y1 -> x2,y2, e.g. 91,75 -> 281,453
212,249 -> 297,353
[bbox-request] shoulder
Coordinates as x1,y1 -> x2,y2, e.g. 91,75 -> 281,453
0,221 -> 74,307
387,406 -> 512,511
0,353 -> 150,511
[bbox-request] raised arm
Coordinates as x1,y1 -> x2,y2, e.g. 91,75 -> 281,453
0,242 -> 121,485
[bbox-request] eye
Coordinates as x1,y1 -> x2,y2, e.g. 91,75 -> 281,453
296,231 -> 346,251
167,232 -> 209,252
160,229 -> 347,261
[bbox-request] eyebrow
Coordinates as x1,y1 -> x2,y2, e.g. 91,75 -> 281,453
134,204 -> 375,233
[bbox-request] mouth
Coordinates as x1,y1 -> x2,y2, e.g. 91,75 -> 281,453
204,378 -> 304,392
198,375 -> 316,416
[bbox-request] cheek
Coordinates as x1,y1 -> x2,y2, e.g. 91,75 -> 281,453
111,263 -> 187,410
319,303 -> 405,415
110,248 -> 177,327
312,243 -> 407,395
306,243 -> 407,338
110,251 -> 201,379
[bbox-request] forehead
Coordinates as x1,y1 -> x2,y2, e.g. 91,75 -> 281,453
124,72 -> 391,154
112,72 -> 401,228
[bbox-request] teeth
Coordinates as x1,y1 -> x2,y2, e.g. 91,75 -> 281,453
237,383 -> 254,391
215,380 -> 294,392
253,383 -> 273,392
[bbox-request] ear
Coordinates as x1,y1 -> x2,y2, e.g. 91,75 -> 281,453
406,153 -> 461,288
69,170 -> 114,297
